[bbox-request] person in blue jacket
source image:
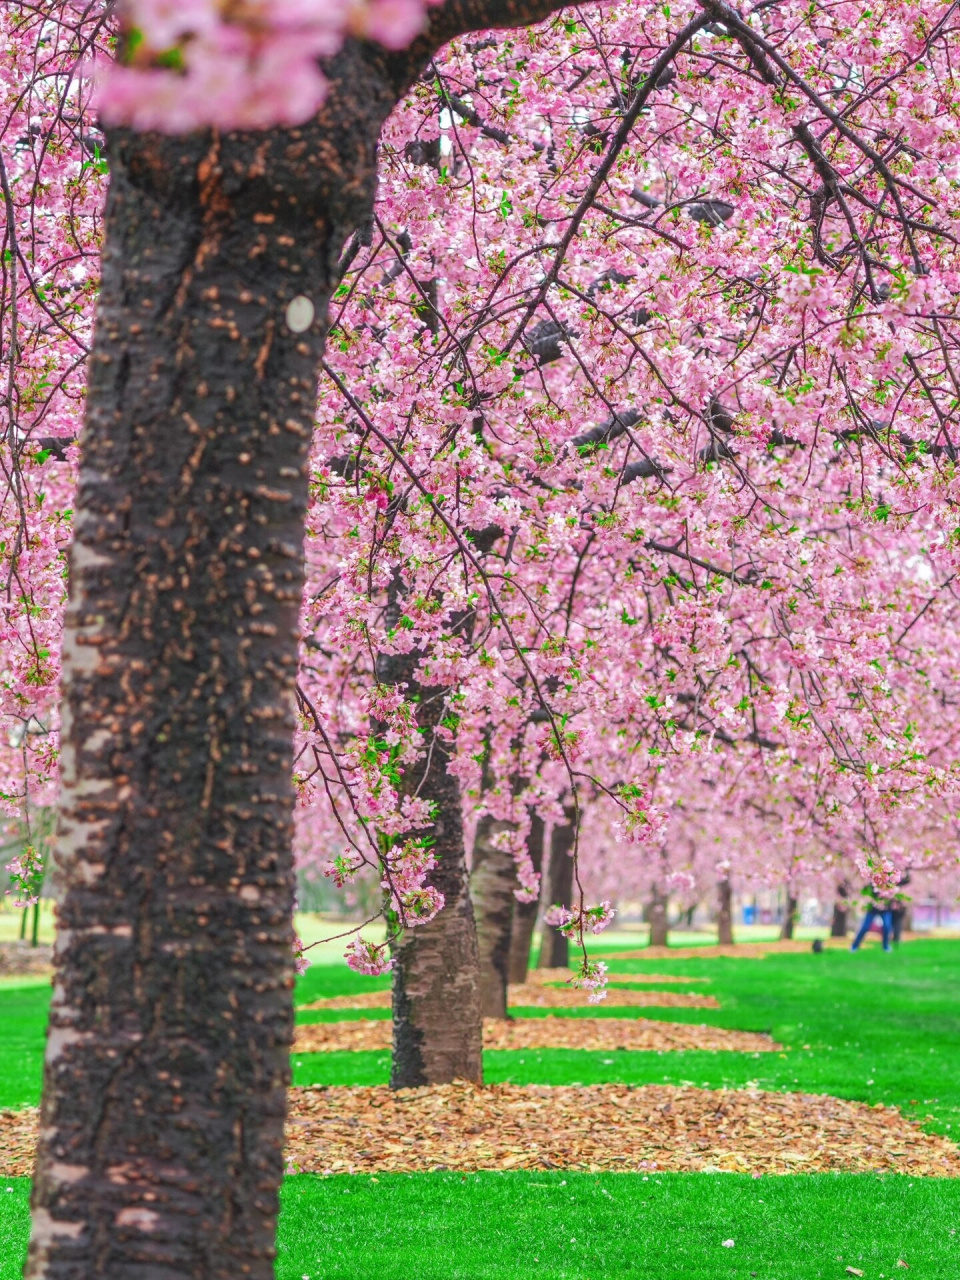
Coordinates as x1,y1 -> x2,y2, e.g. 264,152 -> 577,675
850,883 -> 894,952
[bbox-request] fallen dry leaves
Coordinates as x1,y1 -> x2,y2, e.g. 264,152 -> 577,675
606,938 -> 896,961
607,942 -> 804,961
509,984 -> 719,1009
0,1108 -> 36,1177
282,1083 -> 960,1177
5,1084 -> 958,1180
528,968 -> 710,986
300,985 -> 719,1012
0,943 -> 52,978
293,1016 -> 778,1055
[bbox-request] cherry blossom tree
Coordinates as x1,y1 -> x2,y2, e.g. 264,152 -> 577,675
4,0 -> 588,1274
295,0 -> 960,1019
5,0 -> 960,1275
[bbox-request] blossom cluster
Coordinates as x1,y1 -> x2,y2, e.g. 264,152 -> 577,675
94,0 -> 440,131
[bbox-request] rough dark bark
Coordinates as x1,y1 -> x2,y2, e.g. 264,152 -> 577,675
717,878 -> 734,946
377,624 -> 482,1087
649,885 -> 669,948
471,814 -> 517,1018
831,882 -> 850,937
536,808 -> 576,970
25,105 -> 357,1277
507,812 -> 546,984
386,713 -> 483,1087
780,894 -> 798,940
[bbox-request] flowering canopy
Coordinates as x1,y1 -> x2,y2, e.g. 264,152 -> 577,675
4,0 -> 960,984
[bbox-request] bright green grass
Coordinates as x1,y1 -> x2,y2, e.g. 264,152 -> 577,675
0,982 -> 49,1110
3,1170 -> 960,1279
289,940 -> 960,1134
6,942 -> 960,1134
3,941 -> 959,1279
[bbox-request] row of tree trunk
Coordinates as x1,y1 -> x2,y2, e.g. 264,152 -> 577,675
639,879 -> 862,947
470,805 -> 577,1015
388,744 -> 869,1090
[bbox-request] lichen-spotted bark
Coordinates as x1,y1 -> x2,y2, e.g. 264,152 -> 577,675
780,893 -> 798,940
717,878 -> 734,946
26,46 -> 399,1280
649,885 -> 669,948
831,882 -> 850,937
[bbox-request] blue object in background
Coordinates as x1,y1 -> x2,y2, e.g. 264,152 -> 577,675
742,905 -> 756,925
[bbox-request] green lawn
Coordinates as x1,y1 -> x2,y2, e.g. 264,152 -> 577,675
0,980 -> 49,1111
292,939 -> 960,1134
2,939 -> 959,1278
3,1170 -> 960,1279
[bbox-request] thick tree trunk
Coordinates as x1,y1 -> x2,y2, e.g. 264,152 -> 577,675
387,728 -> 483,1087
780,894 -> 798,940
717,878 -> 734,945
378,632 -> 482,1086
649,885 -> 669,948
471,815 -> 517,1018
830,902 -> 848,937
25,45 -> 410,1280
508,812 -> 546,984
831,882 -> 850,937
537,808 -> 576,970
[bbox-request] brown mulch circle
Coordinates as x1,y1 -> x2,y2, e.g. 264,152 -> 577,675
607,942 -> 810,961
301,985 -> 719,1012
0,942 -> 53,977
293,1017 -> 778,1055
283,1083 -> 960,1177
605,937 -> 912,961
6,1084 -> 957,1179
529,968 -> 710,986
508,983 -> 719,1009
0,1109 -> 36,1176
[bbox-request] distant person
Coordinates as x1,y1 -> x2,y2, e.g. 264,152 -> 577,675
890,872 -> 912,945
850,884 -> 894,952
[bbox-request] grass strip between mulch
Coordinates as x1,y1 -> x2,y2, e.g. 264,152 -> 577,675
5,1172 -> 960,1280
293,1017 -> 778,1055
299,986 -> 720,1012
